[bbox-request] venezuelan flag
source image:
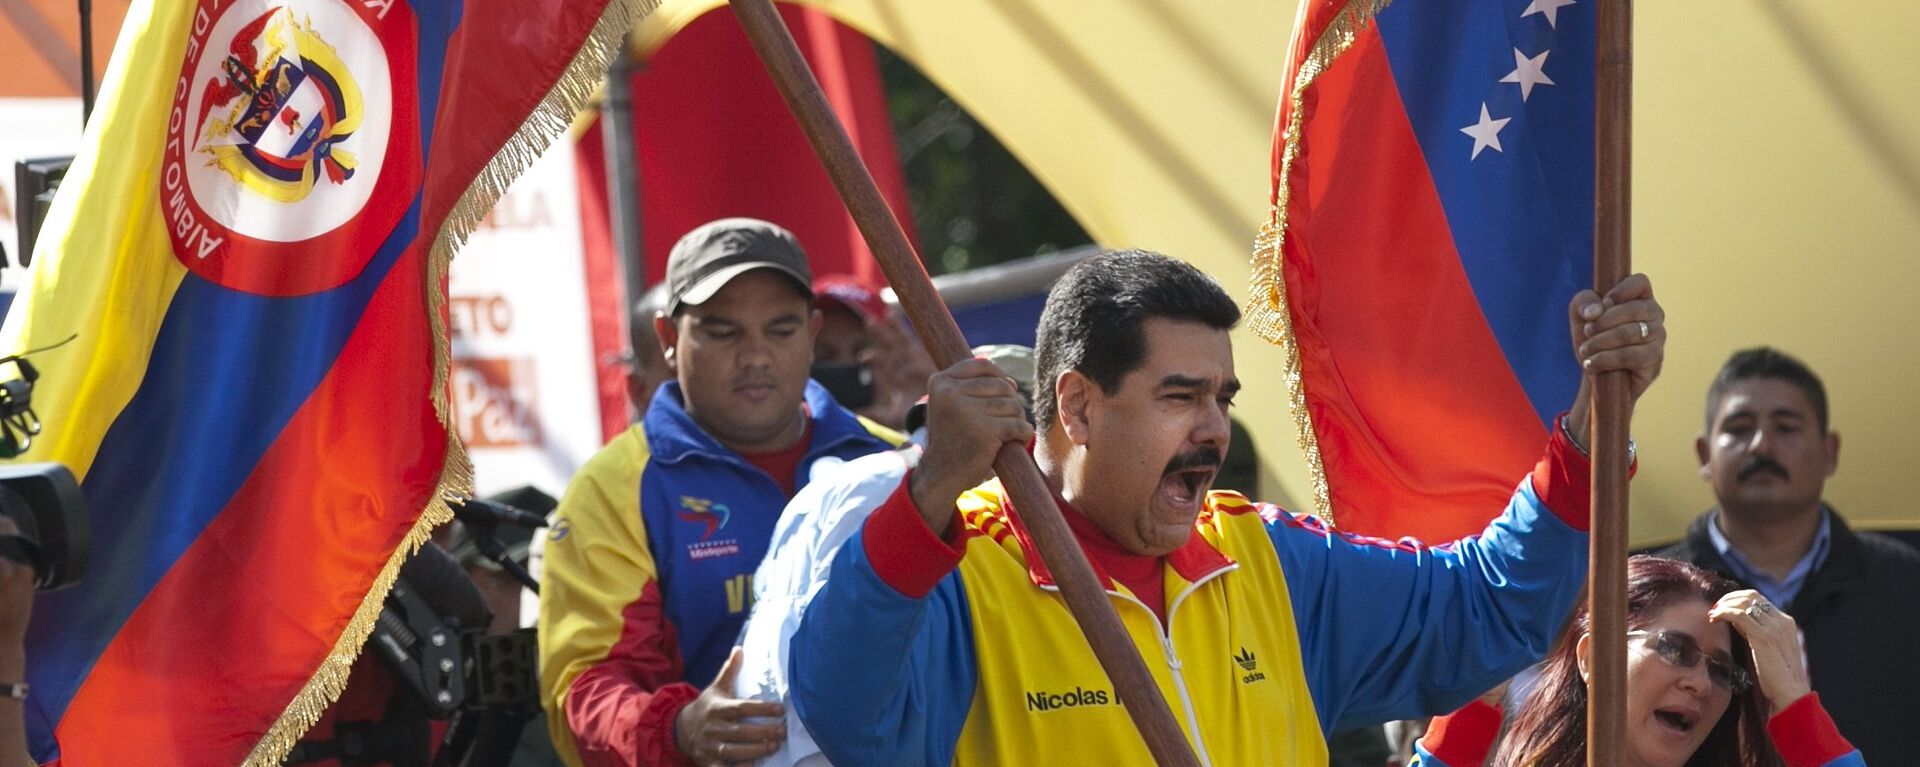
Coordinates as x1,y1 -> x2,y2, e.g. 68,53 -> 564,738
1252,0 -> 1594,542
0,0 -> 651,763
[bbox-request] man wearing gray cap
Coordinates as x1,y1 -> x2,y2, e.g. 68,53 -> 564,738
539,218 -> 903,767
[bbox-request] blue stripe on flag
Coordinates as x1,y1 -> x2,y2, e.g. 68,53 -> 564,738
1375,0 -> 1594,426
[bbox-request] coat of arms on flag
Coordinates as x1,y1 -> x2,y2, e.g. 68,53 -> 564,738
197,7 -> 369,198
164,0 -> 417,296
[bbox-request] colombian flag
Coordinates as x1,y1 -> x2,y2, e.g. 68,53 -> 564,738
0,0 -> 649,763
1252,0 -> 1594,542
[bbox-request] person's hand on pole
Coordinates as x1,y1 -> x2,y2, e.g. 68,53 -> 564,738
908,357 -> 1034,537
674,647 -> 785,766
1709,589 -> 1812,714
1564,273 -> 1665,448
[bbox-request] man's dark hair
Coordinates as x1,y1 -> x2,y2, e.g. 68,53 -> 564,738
1033,249 -> 1240,428
1706,346 -> 1830,433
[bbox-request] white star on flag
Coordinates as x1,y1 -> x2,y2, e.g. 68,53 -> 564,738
1521,0 -> 1576,28
1500,48 -> 1554,101
1460,103 -> 1511,160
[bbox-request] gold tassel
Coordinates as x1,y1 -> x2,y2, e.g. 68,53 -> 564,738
242,0 -> 657,763
1246,0 -> 1394,527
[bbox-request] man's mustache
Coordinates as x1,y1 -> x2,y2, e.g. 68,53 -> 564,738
1163,448 -> 1223,475
1737,455 -> 1790,481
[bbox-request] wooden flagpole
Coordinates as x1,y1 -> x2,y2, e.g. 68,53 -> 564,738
1590,0 -> 1633,764
724,1 -> 1201,764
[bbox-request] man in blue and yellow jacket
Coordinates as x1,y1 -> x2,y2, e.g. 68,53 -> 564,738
787,250 -> 1668,765
539,219 -> 900,767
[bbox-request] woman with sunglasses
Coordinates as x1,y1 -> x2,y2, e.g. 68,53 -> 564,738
1411,555 -> 1864,767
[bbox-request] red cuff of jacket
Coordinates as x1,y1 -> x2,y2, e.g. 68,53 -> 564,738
1767,693 -> 1856,767
1421,699 -> 1504,767
862,474 -> 966,598
1529,412 -> 1637,532
635,682 -> 700,767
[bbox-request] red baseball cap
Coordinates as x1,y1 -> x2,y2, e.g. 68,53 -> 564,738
812,276 -> 888,326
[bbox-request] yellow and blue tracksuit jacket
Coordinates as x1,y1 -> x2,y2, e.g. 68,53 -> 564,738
789,428 -> 1596,766
538,380 -> 900,767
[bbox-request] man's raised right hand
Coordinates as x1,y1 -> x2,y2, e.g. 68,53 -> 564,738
908,357 -> 1035,537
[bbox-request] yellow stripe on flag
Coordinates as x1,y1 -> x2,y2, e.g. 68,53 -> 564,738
1,0 -> 191,483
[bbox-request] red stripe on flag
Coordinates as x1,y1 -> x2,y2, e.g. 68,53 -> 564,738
1284,29 -> 1545,542
424,0 -> 602,225
51,245 -> 445,766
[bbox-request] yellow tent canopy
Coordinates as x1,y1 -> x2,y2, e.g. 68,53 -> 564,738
10,1 -> 1913,543
632,0 -> 1920,544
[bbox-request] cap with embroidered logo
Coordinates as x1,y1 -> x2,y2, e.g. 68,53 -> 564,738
665,218 -> 814,316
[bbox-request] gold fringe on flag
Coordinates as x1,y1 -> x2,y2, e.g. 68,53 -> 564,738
242,0 -> 659,762
1246,0 -> 1394,527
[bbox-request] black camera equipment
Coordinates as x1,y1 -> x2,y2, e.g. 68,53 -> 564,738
287,544 -> 539,767
434,493 -> 550,766
811,360 -> 875,409
447,497 -> 543,595
0,464 -> 89,591
0,334 -> 78,459
0,335 -> 92,591
0,357 -> 41,460
286,497 -> 549,767
13,157 -> 73,269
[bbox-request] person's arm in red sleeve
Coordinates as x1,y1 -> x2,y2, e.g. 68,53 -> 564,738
1411,699 -> 1504,767
538,430 -> 694,767
559,581 -> 698,767
863,474 -> 968,597
1766,694 -> 1866,767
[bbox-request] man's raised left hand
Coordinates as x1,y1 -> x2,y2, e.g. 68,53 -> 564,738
1565,273 -> 1665,448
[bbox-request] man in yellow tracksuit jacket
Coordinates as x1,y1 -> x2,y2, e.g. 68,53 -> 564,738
786,250 -> 1666,765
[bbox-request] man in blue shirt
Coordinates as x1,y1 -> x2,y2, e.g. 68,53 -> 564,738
1658,347 -> 1920,765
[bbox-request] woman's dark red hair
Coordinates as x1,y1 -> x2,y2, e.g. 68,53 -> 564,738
1493,555 -> 1782,767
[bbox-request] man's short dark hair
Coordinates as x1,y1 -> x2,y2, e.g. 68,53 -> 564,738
1706,347 -> 1830,432
1033,250 -> 1241,428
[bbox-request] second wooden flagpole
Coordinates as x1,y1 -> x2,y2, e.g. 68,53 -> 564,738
1589,0 -> 1634,764
723,1 -> 1202,765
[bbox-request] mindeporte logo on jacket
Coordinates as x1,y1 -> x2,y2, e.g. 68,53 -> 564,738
678,495 -> 740,560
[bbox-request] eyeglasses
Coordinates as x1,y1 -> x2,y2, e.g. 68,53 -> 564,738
1626,629 -> 1753,694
